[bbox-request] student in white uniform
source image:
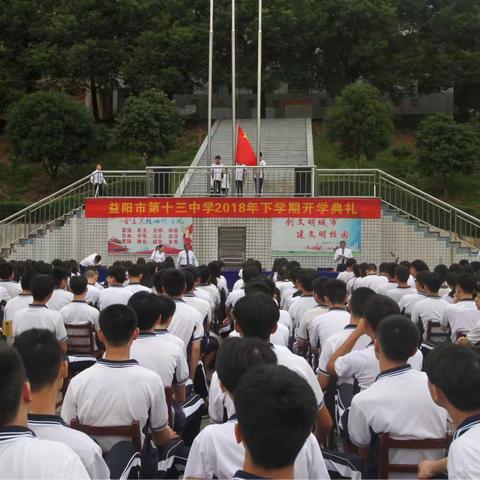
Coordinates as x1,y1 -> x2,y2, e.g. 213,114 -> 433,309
208,293 -> 333,444
150,244 -> 166,263
0,342 -> 89,479
221,169 -> 230,196
177,245 -> 199,268
334,240 -> 353,271
347,315 -> 447,477
337,258 -> 356,284
399,270 -> 429,318
0,261 -> 22,298
161,269 -> 204,380
14,329 -> 110,479
386,264 -> 416,304
275,265 -> 295,305
197,264 -> 221,307
326,294 -> 423,391
419,343 -> 480,479
79,253 -> 102,269
185,338 -> 329,480
59,276 -> 100,349
47,267 -> 73,311
183,270 -> 212,326
440,273 -> 480,341
235,163 -> 246,197
97,265 -> 133,310
354,263 -> 378,290
3,269 -> 35,328
13,275 -> 68,353
377,262 -> 398,295
61,304 -> 187,474
84,269 -> 101,306
288,269 -> 317,329
125,264 -> 151,294
309,279 -> 350,354
364,262 -> 390,293
210,155 -> 225,196
253,152 -> 266,196
226,265 -> 261,311
411,272 -> 449,340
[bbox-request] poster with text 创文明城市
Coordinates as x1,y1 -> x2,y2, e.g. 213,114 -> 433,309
271,218 -> 361,257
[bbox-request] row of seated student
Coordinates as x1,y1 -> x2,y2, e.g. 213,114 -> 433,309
1,255 -> 480,479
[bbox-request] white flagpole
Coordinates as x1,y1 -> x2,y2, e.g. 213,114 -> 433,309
256,0 -> 262,160
231,0 -> 237,165
207,0 -> 214,167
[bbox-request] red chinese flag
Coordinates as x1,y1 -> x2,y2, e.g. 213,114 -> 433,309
235,125 -> 257,166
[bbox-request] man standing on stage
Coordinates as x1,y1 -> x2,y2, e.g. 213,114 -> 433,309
90,164 -> 106,197
334,240 -> 353,272
177,244 -> 199,269
210,155 -> 224,196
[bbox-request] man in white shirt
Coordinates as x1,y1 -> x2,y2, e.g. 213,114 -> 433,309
419,344 -> 480,480
210,155 -> 224,196
334,240 -> 353,271
177,245 -> 199,268
347,315 -> 447,477
79,253 -> 101,269
399,270 -> 429,318
84,269 -> 101,306
0,342 -> 89,479
151,244 -> 166,263
0,261 -> 22,298
47,267 -> 73,311
185,337 -> 329,480
235,163 -> 246,197
253,152 -> 266,196
97,265 -> 133,310
90,164 -> 106,197
14,329 -> 109,479
337,258 -> 356,284
61,304 -> 187,475
386,264 -> 416,304
3,269 -> 36,333
440,273 -> 480,341
13,274 -> 68,353
125,264 -> 151,294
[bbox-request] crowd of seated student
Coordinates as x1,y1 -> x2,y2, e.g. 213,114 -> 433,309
1,255 -> 480,479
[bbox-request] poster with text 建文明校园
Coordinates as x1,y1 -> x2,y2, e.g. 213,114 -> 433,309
108,217 -> 193,255
271,218 -> 361,257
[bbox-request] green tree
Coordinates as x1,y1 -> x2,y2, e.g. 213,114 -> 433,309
417,114 -> 480,196
113,89 -> 183,160
6,91 -> 98,176
325,83 -> 394,165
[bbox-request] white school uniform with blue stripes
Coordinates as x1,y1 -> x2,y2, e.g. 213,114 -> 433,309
448,414 -> 480,479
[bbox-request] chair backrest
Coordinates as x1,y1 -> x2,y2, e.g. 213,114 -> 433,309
426,321 -> 450,343
164,386 -> 173,427
70,418 -> 142,454
1,320 -> 13,341
66,323 -> 96,355
379,432 -> 450,479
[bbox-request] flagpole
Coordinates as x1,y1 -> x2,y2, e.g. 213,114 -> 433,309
231,0 -> 236,165
256,0 -> 262,160
207,0 -> 214,167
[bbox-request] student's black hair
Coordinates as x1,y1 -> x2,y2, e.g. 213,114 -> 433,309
234,364 -> 317,470
456,273 -> 477,295
345,258 -> 356,268
30,274 -> 55,302
106,265 -> 127,284
234,293 -> 280,341
137,257 -> 146,266
423,272 -> 442,293
312,277 -> 329,300
350,287 -> 375,318
378,262 -> 389,274
51,267 -> 69,286
0,342 -> 27,425
470,261 -> 480,273
352,263 -> 362,278
411,259 -> 429,273
324,279 -> 347,305
0,262 -> 13,280
385,262 -> 396,279
20,269 -> 37,291
51,259 -> 64,269
162,268 -> 186,297
99,304 -> 138,347
14,329 -> 62,392
184,265 -> 200,280
69,276 -> 88,296
242,264 -> 261,284
163,257 -> 175,269
197,265 -> 211,283
276,265 -> 291,281
433,264 -> 448,283
415,270 -> 430,289
400,260 -> 411,269
377,315 -> 419,362
425,343 -> 480,411
359,262 -> 369,277
68,260 -> 79,276
155,294 -> 176,324
290,267 -> 302,283
394,265 -> 410,283
152,270 -> 165,292
94,255 -> 102,264
34,261 -> 52,275
128,291 -> 163,330
216,337 -> 277,393
128,264 -> 142,278
287,260 -> 301,276
363,294 -> 400,332
184,271 -> 195,292
366,263 -> 377,272
448,263 -> 463,274
459,259 -> 470,268
245,280 -> 271,297
296,269 -> 316,292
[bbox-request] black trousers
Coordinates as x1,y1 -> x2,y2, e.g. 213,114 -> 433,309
94,183 -> 104,197
213,180 -> 221,195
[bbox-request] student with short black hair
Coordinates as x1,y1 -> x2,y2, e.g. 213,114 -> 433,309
97,265 -> 132,310
183,270 -> 212,326
411,259 -> 430,277
47,267 -> 73,311
378,262 -> 398,295
337,258 -> 357,284
226,264 -> 260,309
327,294 -> 423,390
0,342 -> 89,478
419,343 -> 480,479
3,269 -> 36,331
234,364 -> 325,480
197,264 -> 221,307
386,264 -> 416,304
84,268 -> 101,306
125,264 -> 151,294
366,262 -> 390,293
185,338 -> 328,480
13,274 -> 68,353
0,261 -> 22,298
288,269 -> 317,330
14,329 -> 110,478
348,315 -> 447,475
399,270 -> 429,317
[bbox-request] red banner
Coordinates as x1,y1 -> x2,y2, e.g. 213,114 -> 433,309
85,197 -> 381,219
